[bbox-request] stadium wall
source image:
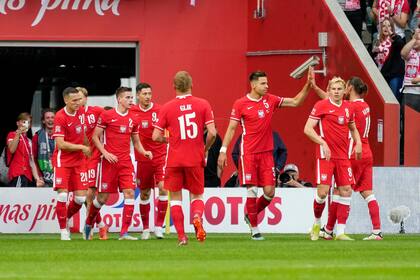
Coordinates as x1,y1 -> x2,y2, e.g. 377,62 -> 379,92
0,1 -> 401,185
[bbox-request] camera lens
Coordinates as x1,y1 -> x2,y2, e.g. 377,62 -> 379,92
279,173 -> 291,184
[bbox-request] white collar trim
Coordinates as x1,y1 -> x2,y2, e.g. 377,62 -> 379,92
176,94 -> 192,99
139,102 -> 154,112
246,94 -> 262,102
64,107 -> 77,117
115,108 -> 128,117
328,97 -> 342,107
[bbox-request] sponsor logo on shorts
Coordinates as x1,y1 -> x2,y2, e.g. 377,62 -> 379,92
55,177 -> 62,185
245,174 -> 252,181
321,174 -> 327,181
338,116 -> 344,125
101,183 -> 108,190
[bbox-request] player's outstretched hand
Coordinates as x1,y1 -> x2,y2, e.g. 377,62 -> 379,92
217,153 -> 227,170
321,142 -> 331,161
144,151 -> 153,160
307,66 -> 314,86
104,151 -> 118,163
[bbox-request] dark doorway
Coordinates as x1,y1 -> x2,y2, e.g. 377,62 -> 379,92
0,46 -> 136,148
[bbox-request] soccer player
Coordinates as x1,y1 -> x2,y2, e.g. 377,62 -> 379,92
304,77 -> 362,241
313,77 -> 382,240
77,87 -> 109,240
83,87 -> 152,240
52,87 -> 91,240
217,69 -> 313,240
131,83 -> 168,240
152,71 -> 217,246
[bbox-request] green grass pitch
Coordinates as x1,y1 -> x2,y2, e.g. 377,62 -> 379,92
0,233 -> 419,279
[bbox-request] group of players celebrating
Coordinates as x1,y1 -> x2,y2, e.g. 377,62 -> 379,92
51,68 -> 382,245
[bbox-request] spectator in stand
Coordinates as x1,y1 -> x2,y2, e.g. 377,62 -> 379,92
373,18 -> 406,102
278,163 -> 314,188
32,109 -> 55,187
6,112 -> 44,187
338,0 -> 367,38
372,0 -> 410,40
401,28 -> 420,110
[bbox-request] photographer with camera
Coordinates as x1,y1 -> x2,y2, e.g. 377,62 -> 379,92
278,163 -> 313,188
6,112 -> 44,187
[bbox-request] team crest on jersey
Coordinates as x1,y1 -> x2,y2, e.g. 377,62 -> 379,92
101,183 -> 108,190
120,126 -> 127,133
55,177 -> 62,185
345,108 -> 349,118
245,174 -> 252,181
142,120 -> 149,128
55,126 -> 61,133
258,110 -> 265,118
75,125 -> 82,134
338,116 -> 345,125
321,174 -> 327,181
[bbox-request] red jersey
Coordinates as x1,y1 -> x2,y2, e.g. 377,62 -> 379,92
97,108 -> 139,162
131,103 -> 166,162
83,106 -> 104,161
230,93 -> 284,154
309,98 -> 355,160
52,107 -> 86,167
154,94 -> 214,167
350,99 -> 372,159
6,132 -> 33,181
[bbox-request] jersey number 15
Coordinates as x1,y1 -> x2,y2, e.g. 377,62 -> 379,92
178,112 -> 198,140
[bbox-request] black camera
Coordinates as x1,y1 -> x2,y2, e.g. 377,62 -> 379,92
279,172 -> 292,184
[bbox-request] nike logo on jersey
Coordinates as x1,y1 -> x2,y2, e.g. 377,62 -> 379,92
67,123 -> 72,126
111,119 -> 117,122
247,106 -> 253,110
329,110 -> 335,113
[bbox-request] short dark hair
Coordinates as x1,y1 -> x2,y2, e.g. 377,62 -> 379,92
136,83 -> 152,93
249,71 -> 267,82
62,87 -> 79,98
348,77 -> 368,96
41,108 -> 55,121
17,112 -> 31,122
115,87 -> 132,98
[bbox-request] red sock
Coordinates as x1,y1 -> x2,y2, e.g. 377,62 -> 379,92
86,203 -> 101,226
368,200 -> 381,230
326,201 -> 338,232
140,202 -> 150,230
156,199 -> 168,227
257,195 -> 272,213
191,199 -> 204,219
171,204 -> 185,238
95,212 -> 102,225
120,201 -> 134,236
66,198 -> 83,219
313,199 -> 326,219
337,202 -> 350,225
246,197 -> 258,227
56,201 -> 67,229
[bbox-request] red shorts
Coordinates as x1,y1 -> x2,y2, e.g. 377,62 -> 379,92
87,159 -> 100,188
238,151 -> 275,186
317,158 -> 354,187
53,166 -> 88,191
164,166 -> 204,195
351,157 -> 373,192
137,157 -> 165,189
97,159 -> 136,193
